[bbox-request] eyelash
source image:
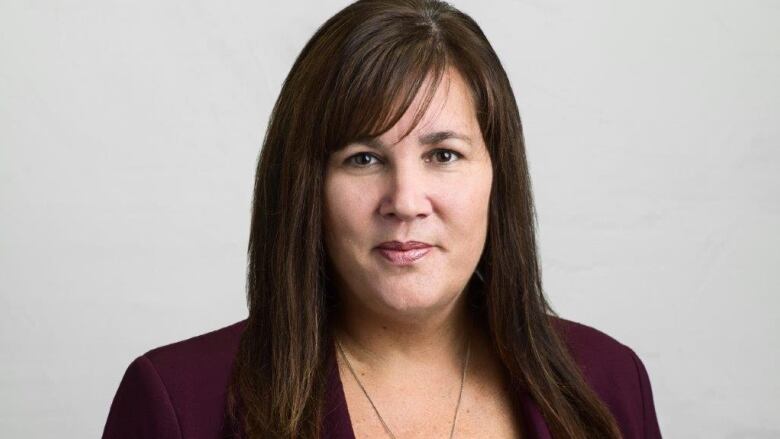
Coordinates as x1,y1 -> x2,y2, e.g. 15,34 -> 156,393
345,149 -> 463,168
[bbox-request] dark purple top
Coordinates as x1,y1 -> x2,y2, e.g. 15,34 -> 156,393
102,318 -> 662,438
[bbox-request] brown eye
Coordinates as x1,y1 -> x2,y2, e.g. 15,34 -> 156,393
429,149 -> 462,164
346,152 -> 379,167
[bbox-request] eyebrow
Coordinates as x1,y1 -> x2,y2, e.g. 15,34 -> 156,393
354,130 -> 473,149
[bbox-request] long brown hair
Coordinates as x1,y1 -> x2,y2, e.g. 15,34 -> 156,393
227,0 -> 623,437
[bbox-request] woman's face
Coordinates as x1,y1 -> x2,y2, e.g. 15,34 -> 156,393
323,67 -> 493,322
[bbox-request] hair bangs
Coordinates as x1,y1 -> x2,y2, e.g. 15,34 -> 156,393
323,27 -> 449,154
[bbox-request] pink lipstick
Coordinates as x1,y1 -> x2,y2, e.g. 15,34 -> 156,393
375,240 -> 433,266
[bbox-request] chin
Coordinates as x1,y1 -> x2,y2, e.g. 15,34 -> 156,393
372,284 -> 451,316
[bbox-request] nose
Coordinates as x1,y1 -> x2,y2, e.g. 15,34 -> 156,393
378,162 -> 433,222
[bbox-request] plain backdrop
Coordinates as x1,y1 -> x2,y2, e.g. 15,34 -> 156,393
1,0 -> 778,437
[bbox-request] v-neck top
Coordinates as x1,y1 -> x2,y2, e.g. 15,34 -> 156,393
103,318 -> 662,438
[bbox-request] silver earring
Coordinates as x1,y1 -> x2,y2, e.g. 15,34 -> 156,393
474,269 -> 485,283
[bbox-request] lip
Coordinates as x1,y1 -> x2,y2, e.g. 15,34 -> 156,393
375,241 -> 434,266
376,247 -> 432,265
376,240 -> 433,251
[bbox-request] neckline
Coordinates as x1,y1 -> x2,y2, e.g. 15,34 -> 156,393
324,335 -> 358,438
322,336 -> 551,438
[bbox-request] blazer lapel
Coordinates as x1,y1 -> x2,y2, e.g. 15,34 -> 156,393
518,389 -> 553,438
322,336 -> 357,439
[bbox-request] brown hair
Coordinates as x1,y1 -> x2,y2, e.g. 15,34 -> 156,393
227,0 -> 623,437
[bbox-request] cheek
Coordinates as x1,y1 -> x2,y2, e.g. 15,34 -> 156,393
323,176 -> 371,247
444,171 -> 492,232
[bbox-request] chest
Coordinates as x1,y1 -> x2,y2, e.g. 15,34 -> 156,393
340,368 -> 524,438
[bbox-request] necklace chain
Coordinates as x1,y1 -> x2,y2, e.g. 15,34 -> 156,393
334,325 -> 472,439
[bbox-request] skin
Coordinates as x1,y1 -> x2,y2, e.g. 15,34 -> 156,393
324,64 -> 491,361
324,67 -> 521,438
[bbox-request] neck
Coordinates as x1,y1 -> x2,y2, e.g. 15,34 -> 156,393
331,285 -> 476,375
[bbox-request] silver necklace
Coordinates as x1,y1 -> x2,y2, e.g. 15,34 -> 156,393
334,326 -> 472,439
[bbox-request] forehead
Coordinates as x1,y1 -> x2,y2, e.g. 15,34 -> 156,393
378,67 -> 480,146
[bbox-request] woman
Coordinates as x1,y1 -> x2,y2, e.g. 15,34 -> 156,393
103,0 -> 661,438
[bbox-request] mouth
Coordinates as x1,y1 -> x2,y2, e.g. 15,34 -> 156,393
375,240 -> 433,251
375,247 -> 432,265
374,240 -> 434,266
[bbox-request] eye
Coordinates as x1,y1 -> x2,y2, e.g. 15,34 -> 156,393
426,149 -> 463,165
343,149 -> 463,168
345,152 -> 380,167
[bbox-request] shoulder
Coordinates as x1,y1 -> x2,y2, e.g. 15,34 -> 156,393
142,319 -> 248,383
103,319 -> 248,438
551,316 -> 635,376
550,316 -> 663,438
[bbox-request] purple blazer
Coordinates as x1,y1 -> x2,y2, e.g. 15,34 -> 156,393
102,318 -> 662,438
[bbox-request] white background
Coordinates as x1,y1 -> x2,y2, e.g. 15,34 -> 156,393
1,1 -> 778,437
